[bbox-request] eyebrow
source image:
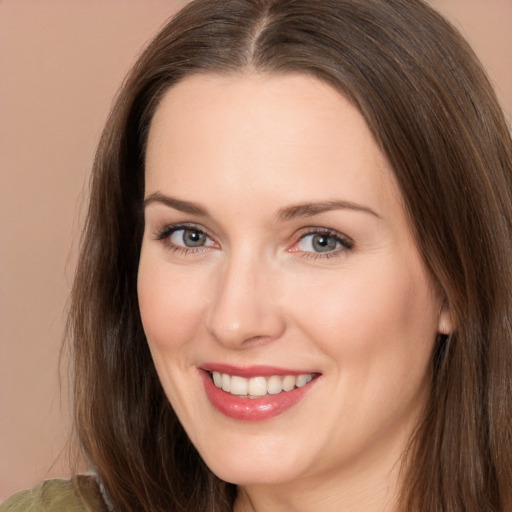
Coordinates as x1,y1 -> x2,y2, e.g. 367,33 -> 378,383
143,192 -> 209,216
276,200 -> 381,222
143,192 -> 381,221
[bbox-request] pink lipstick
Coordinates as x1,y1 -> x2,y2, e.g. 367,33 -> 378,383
199,364 -> 319,421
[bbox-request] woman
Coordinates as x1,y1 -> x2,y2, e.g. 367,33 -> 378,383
3,0 -> 511,510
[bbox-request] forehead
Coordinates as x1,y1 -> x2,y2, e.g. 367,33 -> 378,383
144,72 -> 401,216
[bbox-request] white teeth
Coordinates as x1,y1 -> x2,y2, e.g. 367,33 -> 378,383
230,375 -> 248,396
221,373 -> 231,392
212,371 -> 222,387
296,374 -> 313,388
248,377 -> 267,396
282,375 -> 296,391
267,375 -> 283,394
210,372 -> 315,397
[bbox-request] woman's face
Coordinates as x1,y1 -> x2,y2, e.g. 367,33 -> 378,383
138,73 -> 450,490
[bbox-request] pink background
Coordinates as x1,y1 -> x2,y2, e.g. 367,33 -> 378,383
1,0 -> 511,501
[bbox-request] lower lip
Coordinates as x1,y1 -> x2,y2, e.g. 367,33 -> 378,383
199,370 -> 317,421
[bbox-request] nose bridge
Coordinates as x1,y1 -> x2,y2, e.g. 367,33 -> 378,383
205,247 -> 284,348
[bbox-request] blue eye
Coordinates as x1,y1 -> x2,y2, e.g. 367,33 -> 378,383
169,228 -> 214,248
296,231 -> 352,254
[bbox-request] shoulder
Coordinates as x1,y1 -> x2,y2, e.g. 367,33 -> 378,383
0,475 -> 109,512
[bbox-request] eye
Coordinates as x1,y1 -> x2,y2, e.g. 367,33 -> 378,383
169,227 -> 215,248
154,224 -> 218,254
294,229 -> 353,256
299,233 -> 338,253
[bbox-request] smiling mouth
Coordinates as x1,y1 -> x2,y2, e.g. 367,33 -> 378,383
209,371 -> 317,398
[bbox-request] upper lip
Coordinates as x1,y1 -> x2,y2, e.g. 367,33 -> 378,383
200,362 -> 319,378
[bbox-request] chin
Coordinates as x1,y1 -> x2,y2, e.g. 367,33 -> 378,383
209,460 -> 301,487
196,435 -> 308,486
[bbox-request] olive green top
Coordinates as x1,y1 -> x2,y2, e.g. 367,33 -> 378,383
0,476 -> 109,512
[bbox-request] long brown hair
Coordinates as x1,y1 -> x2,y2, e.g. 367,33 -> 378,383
68,0 -> 512,510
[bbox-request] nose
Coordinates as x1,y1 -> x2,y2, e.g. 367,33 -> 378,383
205,253 -> 286,349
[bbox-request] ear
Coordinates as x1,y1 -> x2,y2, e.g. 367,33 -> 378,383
437,300 -> 453,335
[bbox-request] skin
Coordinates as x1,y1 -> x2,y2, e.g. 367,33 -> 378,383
138,72 -> 452,512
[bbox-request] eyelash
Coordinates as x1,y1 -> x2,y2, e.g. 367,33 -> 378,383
154,224 -> 354,259
293,228 -> 354,260
155,223 -> 214,255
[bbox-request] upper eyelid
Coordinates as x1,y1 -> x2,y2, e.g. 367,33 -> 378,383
294,226 -> 353,243
155,222 -> 212,238
291,228 -> 355,256
153,222 -> 353,250
156,224 -> 217,253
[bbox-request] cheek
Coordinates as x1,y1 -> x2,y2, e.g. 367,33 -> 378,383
137,257 -> 207,355
287,259 -> 439,450
287,257 -> 439,372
